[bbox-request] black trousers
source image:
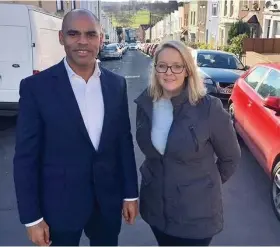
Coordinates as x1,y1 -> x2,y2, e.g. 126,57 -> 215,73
49,202 -> 120,246
151,226 -> 212,246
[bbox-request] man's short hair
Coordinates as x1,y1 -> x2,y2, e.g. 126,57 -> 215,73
62,9 -> 100,32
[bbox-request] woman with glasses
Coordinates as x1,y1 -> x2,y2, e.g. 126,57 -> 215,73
134,40 -> 241,246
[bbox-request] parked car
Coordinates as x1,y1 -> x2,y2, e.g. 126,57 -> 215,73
150,44 -> 159,57
118,43 -> 127,54
123,43 -> 128,53
99,43 -> 122,60
191,49 -> 249,100
229,63 -> 280,220
128,43 -> 137,50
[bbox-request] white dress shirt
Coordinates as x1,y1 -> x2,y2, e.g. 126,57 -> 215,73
25,58 -> 137,227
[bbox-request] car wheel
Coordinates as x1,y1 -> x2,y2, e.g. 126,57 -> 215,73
228,102 -> 235,127
228,102 -> 242,140
271,161 -> 280,221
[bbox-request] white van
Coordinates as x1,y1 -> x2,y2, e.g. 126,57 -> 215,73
0,3 -> 65,115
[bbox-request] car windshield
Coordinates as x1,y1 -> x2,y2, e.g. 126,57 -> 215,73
104,45 -> 117,50
130,43 -> 136,46
197,52 -> 245,70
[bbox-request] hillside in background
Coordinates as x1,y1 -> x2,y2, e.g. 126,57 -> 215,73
112,10 -> 150,28
103,0 -> 178,28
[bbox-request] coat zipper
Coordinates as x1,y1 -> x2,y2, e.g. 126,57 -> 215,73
137,103 -> 174,231
160,119 -> 176,232
189,125 -> 199,152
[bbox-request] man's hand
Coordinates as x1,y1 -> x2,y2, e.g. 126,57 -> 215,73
27,220 -> 51,246
122,200 -> 138,224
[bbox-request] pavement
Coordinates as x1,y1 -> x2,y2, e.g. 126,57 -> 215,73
1,50 -> 280,245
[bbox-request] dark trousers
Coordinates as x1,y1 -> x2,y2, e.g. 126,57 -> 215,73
151,226 -> 212,246
50,202 -> 120,246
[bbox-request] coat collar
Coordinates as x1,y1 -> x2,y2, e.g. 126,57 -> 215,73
134,79 -> 190,119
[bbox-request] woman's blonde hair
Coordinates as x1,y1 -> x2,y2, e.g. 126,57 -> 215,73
148,40 -> 206,105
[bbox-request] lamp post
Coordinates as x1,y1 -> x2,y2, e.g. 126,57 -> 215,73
97,0 -> 100,20
149,1 -> 152,42
199,4 -> 206,42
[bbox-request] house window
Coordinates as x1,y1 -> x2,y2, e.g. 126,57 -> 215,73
230,0 -> 234,16
276,21 -> 280,36
193,12 -> 196,25
56,0 -> 63,11
212,3 -> 218,16
224,0 -> 228,16
191,11 -> 193,25
71,0 -> 76,10
241,0 -> 247,9
267,19 -> 271,38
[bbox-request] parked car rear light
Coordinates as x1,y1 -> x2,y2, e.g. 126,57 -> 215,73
33,70 -> 40,75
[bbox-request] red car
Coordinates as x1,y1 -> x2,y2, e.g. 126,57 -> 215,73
229,63 -> 280,219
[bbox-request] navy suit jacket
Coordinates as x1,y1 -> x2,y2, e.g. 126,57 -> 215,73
13,60 -> 139,231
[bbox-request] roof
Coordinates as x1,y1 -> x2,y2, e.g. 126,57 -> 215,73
242,13 -> 259,23
140,24 -> 150,30
181,27 -> 188,34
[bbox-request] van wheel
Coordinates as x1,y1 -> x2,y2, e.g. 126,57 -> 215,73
271,161 -> 280,221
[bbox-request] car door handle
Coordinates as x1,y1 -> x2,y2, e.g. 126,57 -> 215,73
248,100 -> 252,107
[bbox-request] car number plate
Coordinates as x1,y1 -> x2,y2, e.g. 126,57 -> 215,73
220,87 -> 232,94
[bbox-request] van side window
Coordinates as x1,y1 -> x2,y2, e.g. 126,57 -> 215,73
257,70 -> 280,98
244,66 -> 269,89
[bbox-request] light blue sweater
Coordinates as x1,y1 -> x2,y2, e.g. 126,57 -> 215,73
151,98 -> 174,155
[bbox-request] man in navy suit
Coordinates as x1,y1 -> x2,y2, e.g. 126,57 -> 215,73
13,9 -> 139,246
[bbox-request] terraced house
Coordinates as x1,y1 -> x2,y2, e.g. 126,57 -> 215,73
188,0 -> 198,42
262,0 -> 280,38
206,0 -> 220,47
218,0 -> 240,46
3,0 -> 80,16
211,0 -> 265,46
239,0 -> 265,38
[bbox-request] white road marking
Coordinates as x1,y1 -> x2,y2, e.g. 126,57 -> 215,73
125,75 -> 140,79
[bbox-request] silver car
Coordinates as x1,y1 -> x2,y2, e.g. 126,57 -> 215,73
128,43 -> 137,50
100,44 -> 122,60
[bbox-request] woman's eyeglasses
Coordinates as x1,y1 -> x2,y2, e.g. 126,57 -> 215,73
155,63 -> 185,74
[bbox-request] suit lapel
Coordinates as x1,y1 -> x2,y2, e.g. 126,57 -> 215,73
97,67 -> 112,153
51,60 -> 96,152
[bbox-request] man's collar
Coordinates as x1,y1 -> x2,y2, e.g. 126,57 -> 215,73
63,57 -> 101,79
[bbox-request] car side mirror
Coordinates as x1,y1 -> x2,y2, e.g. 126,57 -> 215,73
263,96 -> 280,113
244,65 -> 250,70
